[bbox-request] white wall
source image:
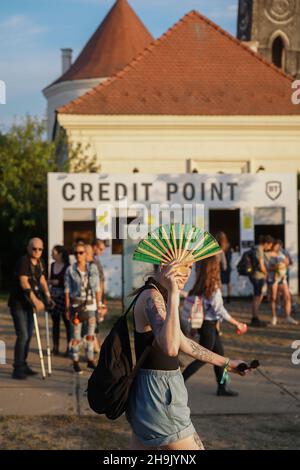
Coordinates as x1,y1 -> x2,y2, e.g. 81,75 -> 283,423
43,78 -> 105,139
48,173 -> 298,297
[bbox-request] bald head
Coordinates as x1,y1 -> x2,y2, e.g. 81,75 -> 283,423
27,238 -> 44,260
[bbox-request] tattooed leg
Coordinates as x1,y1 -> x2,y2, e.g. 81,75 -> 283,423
193,432 -> 205,450
160,432 -> 205,450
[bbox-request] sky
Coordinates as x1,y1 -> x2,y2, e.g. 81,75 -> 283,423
0,0 -> 238,130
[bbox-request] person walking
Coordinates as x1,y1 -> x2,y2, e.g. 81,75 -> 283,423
8,238 -> 53,380
249,235 -> 273,327
65,241 -> 102,373
92,239 -> 107,310
215,232 -> 233,303
181,256 -> 247,396
266,239 -> 298,326
126,224 -> 250,451
84,244 -> 107,353
48,245 -> 71,355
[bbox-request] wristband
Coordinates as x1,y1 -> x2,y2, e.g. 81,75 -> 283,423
220,358 -> 231,385
23,288 -> 33,295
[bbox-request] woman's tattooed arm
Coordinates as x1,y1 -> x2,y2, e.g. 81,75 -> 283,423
143,289 -> 181,356
143,291 -> 228,366
144,290 -> 167,338
189,339 -> 214,363
179,331 -> 229,367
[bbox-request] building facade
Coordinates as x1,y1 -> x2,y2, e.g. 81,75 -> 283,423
48,173 -> 298,298
44,1 -> 300,297
237,0 -> 300,78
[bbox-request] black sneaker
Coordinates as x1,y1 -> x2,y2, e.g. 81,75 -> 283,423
250,317 -> 267,328
24,365 -> 38,376
12,370 -> 27,380
217,385 -> 239,397
73,362 -> 83,374
52,347 -> 59,356
87,361 -> 96,370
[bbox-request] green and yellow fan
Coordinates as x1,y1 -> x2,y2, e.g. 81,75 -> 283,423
133,223 -> 222,271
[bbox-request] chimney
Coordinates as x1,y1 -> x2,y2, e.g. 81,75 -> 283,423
61,48 -> 73,74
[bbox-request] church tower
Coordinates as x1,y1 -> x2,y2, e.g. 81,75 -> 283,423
237,0 -> 300,78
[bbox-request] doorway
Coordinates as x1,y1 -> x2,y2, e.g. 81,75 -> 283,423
64,221 -> 96,252
209,209 -> 240,251
254,225 -> 285,247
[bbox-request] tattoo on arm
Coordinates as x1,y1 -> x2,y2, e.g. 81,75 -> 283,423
189,339 -> 214,363
145,291 -> 166,337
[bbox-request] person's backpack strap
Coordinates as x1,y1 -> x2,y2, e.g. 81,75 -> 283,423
126,282 -> 163,372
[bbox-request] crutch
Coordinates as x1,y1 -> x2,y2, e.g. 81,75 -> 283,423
33,309 -> 46,380
44,310 -> 52,376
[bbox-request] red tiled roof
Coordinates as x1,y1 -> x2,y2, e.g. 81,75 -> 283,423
58,10 -> 299,116
52,0 -> 153,85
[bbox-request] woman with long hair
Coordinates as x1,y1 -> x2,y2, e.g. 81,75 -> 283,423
126,224 -> 250,451
266,239 -> 298,326
48,245 -> 71,356
182,255 -> 247,396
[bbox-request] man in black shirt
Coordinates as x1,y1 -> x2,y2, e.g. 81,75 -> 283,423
8,238 -> 53,380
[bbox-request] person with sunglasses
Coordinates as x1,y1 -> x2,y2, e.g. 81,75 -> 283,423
65,241 -> 101,374
8,238 -> 53,380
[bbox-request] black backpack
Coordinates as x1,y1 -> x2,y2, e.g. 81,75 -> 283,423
87,281 -> 161,420
237,248 -> 256,276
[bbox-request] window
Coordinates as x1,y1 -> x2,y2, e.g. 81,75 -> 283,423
272,36 -> 286,70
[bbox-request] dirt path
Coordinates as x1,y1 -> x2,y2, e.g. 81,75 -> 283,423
1,298 -> 300,450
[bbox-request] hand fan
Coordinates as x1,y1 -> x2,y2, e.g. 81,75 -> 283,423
132,223 -> 222,271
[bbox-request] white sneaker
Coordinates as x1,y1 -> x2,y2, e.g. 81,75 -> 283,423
271,316 -> 278,326
286,316 -> 299,325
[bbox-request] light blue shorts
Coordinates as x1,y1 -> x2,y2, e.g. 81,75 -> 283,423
126,368 -> 195,448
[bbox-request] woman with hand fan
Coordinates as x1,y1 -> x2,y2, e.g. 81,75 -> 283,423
127,223 -> 251,451
182,255 -> 248,396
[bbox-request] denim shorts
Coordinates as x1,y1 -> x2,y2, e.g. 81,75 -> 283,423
126,368 -> 195,448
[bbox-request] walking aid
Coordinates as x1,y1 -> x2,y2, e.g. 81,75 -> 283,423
44,310 -> 52,376
33,309 -> 46,380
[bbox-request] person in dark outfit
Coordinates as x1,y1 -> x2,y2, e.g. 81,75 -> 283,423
48,245 -> 71,356
8,238 -> 53,380
182,256 -> 247,396
215,232 -> 233,303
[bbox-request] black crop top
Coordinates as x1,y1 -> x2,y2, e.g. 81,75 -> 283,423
133,277 -> 179,371
50,263 -> 68,289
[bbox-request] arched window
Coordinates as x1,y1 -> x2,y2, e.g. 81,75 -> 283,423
272,35 -> 286,70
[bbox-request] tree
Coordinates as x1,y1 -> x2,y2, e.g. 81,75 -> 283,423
0,116 -> 100,289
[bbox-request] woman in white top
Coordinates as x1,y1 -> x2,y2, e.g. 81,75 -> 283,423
265,239 -> 298,326
182,256 -> 247,396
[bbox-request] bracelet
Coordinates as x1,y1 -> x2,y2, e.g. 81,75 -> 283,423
23,288 -> 33,300
220,358 -> 231,385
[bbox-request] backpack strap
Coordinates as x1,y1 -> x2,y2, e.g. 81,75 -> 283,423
127,282 -> 163,372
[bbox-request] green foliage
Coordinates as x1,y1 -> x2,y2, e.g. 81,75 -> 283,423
0,116 -> 100,288
54,126 -> 101,173
0,117 -> 56,233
